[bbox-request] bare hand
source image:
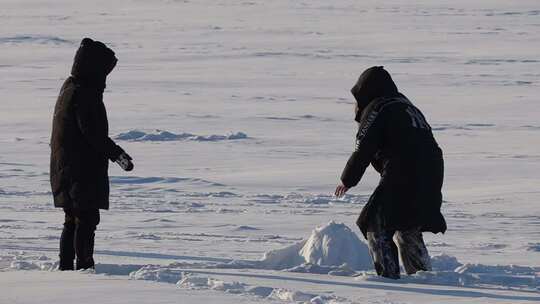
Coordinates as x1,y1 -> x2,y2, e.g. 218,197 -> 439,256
334,183 -> 349,198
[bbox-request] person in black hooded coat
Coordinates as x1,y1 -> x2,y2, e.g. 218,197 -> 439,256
50,38 -> 134,270
334,66 -> 446,279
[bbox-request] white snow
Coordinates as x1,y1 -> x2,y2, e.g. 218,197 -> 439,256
1,0 -> 540,303
115,129 -> 248,142
261,221 -> 372,271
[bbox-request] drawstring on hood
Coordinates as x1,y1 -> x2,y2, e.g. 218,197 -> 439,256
71,38 -> 117,90
351,66 -> 399,122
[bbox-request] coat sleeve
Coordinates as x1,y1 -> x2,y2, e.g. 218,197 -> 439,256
340,110 -> 386,188
370,151 -> 384,174
75,91 -> 124,161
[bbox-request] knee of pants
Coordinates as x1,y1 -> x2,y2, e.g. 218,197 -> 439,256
74,210 -> 100,228
64,216 -> 76,229
367,231 -> 395,246
75,219 -> 98,232
395,229 -> 422,245
63,222 -> 76,233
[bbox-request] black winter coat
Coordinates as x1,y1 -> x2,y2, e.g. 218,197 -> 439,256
50,38 -> 123,210
341,66 -> 446,237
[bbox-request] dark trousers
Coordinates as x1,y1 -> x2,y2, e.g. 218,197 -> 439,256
360,206 -> 431,279
59,208 -> 100,270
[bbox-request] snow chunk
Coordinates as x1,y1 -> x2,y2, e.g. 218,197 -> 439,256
10,260 -> 40,270
177,274 -> 246,293
177,275 -> 210,288
261,221 -> 372,271
269,289 -> 317,302
115,129 -> 248,142
245,286 -> 274,297
130,265 -> 183,283
233,225 -> 261,231
526,242 -> 540,252
431,254 -> 463,271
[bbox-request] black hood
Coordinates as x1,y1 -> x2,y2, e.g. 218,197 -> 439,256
71,38 -> 117,90
351,66 -> 399,122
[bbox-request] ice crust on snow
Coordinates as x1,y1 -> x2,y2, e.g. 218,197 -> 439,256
260,221 -> 372,271
115,130 -> 248,142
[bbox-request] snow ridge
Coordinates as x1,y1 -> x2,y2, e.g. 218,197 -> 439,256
115,130 -> 248,142
129,268 -> 352,304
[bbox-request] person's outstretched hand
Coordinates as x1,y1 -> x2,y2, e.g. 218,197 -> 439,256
116,152 -> 134,171
334,183 -> 349,198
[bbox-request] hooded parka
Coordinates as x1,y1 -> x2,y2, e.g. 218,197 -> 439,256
50,38 -> 124,210
341,66 -> 446,238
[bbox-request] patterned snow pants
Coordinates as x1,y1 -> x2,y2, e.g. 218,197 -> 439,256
361,206 -> 432,279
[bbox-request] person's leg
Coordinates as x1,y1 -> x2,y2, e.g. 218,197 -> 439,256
74,209 -> 100,270
59,209 -> 76,270
366,230 -> 400,279
363,204 -> 400,279
394,228 -> 432,275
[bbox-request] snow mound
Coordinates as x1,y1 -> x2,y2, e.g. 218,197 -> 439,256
115,129 -> 248,142
261,221 -> 372,271
233,225 -> 261,231
431,254 -> 463,271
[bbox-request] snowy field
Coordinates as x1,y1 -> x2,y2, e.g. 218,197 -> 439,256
1,0 -> 539,303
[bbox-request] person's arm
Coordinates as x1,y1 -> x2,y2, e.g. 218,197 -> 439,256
335,109 -> 386,197
370,151 -> 384,174
75,90 -> 124,161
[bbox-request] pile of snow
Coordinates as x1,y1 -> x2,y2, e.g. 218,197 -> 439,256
115,129 -> 248,142
260,221 -> 372,272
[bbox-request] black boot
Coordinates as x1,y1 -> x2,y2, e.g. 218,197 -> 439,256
59,260 -> 75,271
76,257 -> 95,270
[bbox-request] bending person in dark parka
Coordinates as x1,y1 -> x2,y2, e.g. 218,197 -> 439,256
50,38 -> 134,270
334,66 -> 446,279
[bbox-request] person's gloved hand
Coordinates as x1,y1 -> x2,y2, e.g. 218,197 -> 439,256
116,152 -> 134,171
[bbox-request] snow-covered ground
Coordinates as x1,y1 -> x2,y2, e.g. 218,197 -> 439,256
1,0 -> 539,303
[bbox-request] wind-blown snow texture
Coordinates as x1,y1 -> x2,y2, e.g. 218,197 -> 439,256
1,0 -> 539,303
